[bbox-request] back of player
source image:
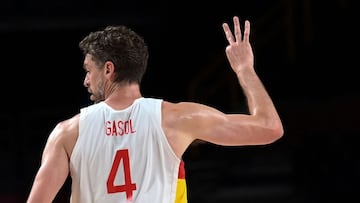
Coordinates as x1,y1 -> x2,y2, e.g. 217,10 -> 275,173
70,97 -> 181,203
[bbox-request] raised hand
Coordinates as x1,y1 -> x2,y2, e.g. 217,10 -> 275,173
222,16 -> 254,75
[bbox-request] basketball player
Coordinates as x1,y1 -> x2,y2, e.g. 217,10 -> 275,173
27,16 -> 283,203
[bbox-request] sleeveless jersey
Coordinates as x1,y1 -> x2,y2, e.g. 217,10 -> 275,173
70,97 -> 182,203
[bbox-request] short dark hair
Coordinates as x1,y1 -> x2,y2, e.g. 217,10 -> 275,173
79,25 -> 149,84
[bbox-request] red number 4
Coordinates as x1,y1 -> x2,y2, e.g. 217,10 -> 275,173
107,149 -> 137,202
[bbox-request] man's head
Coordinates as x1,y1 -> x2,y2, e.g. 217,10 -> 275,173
79,25 -> 149,102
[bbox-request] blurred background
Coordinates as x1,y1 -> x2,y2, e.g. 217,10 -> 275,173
0,0 -> 358,202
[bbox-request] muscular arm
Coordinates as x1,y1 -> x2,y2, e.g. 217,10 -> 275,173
221,16 -> 283,142
163,17 -> 283,157
27,115 -> 79,203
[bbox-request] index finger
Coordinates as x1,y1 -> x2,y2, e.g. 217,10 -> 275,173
222,22 -> 235,44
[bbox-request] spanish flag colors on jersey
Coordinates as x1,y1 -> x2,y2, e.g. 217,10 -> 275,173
175,160 -> 187,203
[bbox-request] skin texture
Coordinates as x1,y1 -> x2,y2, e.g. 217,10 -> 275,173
26,16 -> 283,203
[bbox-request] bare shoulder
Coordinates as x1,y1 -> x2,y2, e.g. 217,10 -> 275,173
162,100 -> 212,112
162,100 -> 191,112
160,100 -> 230,153
56,114 -> 80,132
162,101 -> 201,120
160,101 -> 212,156
162,100 -> 223,117
49,114 -> 80,157
161,100 -> 225,130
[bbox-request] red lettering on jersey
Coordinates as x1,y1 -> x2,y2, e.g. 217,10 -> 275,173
112,121 -> 118,136
106,119 -> 136,136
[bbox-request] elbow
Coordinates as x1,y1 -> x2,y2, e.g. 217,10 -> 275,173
265,120 -> 284,144
252,111 -> 284,144
253,116 -> 284,145
273,124 -> 284,141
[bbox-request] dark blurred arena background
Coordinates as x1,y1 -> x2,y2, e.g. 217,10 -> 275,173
0,0 -> 358,202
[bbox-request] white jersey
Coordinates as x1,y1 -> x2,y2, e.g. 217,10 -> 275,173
70,97 -> 181,203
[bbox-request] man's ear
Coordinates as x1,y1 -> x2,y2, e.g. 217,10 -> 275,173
104,61 -> 114,75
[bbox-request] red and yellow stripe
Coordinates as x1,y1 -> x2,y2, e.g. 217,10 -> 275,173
175,160 -> 187,203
